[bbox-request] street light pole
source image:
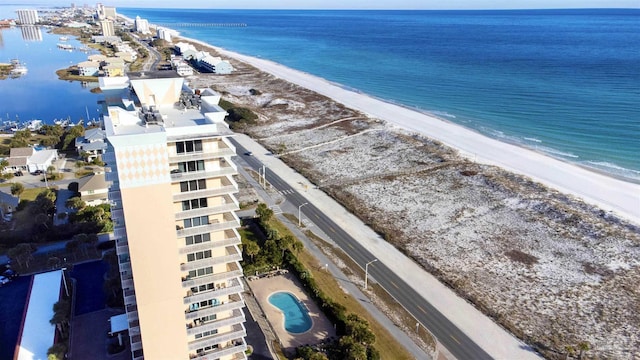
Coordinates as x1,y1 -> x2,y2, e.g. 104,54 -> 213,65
61,267 -> 69,297
298,202 -> 308,226
364,259 -> 378,290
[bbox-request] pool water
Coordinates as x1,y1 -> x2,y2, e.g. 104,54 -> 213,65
268,292 -> 312,334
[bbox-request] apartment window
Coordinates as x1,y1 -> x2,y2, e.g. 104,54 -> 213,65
178,160 -> 204,173
194,328 -> 218,339
188,266 -> 213,279
184,216 -> 209,228
190,282 -> 214,294
182,198 -> 208,211
180,179 -> 206,192
187,250 -> 212,262
185,233 -> 211,246
176,140 -> 202,154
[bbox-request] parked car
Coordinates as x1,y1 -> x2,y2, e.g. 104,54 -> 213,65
31,170 -> 43,175
14,171 -> 23,176
3,269 -> 18,279
0,276 -> 9,286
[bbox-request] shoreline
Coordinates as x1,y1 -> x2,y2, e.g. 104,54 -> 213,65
175,34 -> 639,225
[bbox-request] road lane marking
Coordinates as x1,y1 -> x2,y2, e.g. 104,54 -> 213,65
390,281 -> 399,289
418,305 -> 427,314
450,335 -> 461,344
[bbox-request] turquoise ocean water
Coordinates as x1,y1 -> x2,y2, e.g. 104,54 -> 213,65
119,8 -> 640,182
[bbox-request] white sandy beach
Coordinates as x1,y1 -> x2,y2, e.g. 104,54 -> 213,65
182,37 -> 640,225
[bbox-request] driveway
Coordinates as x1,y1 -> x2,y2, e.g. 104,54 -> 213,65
54,188 -> 74,226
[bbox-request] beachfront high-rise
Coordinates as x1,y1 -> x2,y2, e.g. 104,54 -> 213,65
101,72 -> 247,360
99,19 -> 115,37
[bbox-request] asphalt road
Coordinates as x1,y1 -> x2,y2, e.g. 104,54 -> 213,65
230,139 -> 493,360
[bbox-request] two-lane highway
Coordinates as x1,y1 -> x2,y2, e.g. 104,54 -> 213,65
231,139 -> 493,360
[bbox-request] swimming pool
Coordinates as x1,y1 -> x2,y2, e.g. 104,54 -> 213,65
268,291 -> 312,334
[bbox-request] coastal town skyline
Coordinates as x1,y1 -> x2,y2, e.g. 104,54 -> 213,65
7,0 -> 640,9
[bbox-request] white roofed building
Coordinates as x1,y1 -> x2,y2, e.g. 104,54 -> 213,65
134,16 -> 150,34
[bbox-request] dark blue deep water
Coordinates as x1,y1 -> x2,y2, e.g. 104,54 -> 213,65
119,8 -> 640,181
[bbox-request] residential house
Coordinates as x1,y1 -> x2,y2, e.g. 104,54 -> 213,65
0,191 -> 19,221
75,128 -> 107,161
78,60 -> 101,76
77,172 -> 108,205
5,147 -> 58,173
104,64 -> 125,77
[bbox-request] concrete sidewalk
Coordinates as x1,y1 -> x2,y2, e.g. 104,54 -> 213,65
233,133 -> 540,360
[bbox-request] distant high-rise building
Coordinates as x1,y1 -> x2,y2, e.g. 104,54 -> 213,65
99,19 -> 115,36
95,3 -> 115,20
15,9 -> 39,25
101,72 -> 248,360
134,16 -> 150,34
103,6 -> 117,20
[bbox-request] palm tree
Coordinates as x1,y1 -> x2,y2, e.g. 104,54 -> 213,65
243,241 -> 260,263
65,240 -> 80,261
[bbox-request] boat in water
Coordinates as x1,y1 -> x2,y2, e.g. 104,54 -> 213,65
59,36 -> 69,41
9,59 -> 27,76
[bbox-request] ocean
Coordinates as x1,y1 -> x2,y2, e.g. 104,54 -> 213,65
119,8 -> 640,182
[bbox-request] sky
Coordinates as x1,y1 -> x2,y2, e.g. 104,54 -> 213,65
4,0 -> 640,9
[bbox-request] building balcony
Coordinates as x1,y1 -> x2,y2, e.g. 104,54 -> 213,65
116,239 -> 129,255
180,245 -> 242,272
172,184 -> 238,202
170,163 -> 237,183
124,293 -> 137,306
176,213 -> 240,238
175,198 -> 239,221
186,308 -> 245,336
168,147 -> 236,163
121,278 -> 134,288
102,151 -> 116,164
105,170 -> 119,183
178,231 -> 241,255
126,310 -> 138,324
108,189 -> 122,203
185,295 -> 244,320
181,266 -> 242,289
119,263 -> 132,277
188,323 -> 246,352
113,225 -> 127,239
183,278 -> 243,305
189,341 -> 247,360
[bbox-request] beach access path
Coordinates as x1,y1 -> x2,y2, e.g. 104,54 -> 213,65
201,40 -> 640,225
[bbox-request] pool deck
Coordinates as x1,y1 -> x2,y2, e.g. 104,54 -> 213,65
247,272 -> 335,351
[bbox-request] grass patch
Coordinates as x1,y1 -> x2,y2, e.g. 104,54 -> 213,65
20,187 -> 45,202
294,248 -> 415,360
75,169 -> 95,178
